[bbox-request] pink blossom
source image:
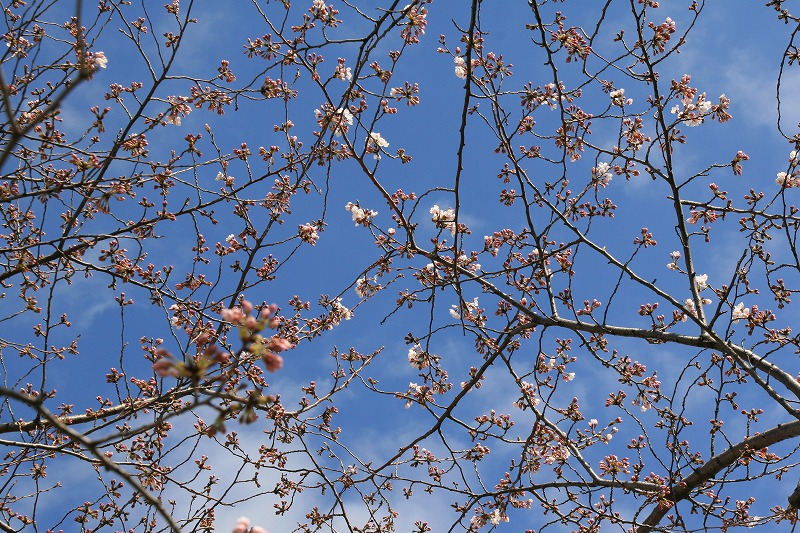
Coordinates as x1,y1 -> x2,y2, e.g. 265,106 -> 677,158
221,307 -> 244,324
152,358 -> 178,377
232,517 -> 250,533
267,337 -> 293,352
262,352 -> 283,372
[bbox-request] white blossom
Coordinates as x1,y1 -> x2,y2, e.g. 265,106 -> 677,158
732,302 -> 751,321
489,509 -> 508,526
94,51 -> 108,68
609,88 -> 632,107
367,132 -> 389,159
430,204 -> 457,235
593,162 -> 613,186
345,202 -> 378,226
454,56 -> 467,79
694,273 -> 709,291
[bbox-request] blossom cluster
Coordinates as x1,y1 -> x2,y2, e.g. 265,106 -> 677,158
776,150 -> 800,187
430,204 -> 456,235
345,202 -> 378,226
450,296 -> 480,320
298,223 -> 320,245
732,302 -> 751,321
314,103 -> 353,136
454,56 -> 468,79
592,162 -> 614,187
355,275 -> 381,297
327,297 -> 353,329
671,93 -> 713,127
153,299 -> 291,377
220,299 -> 292,372
366,132 -> 389,159
609,88 -> 632,107
407,344 -> 429,369
333,57 -> 352,81
232,516 -> 268,533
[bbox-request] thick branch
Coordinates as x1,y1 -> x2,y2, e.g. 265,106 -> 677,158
636,419 -> 800,533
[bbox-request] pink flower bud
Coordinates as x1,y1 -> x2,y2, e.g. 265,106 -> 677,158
241,299 -> 254,314
267,337 -> 293,352
152,358 -> 178,377
154,347 -> 172,359
203,344 -> 218,357
244,316 -> 260,331
221,307 -> 243,323
213,351 -> 231,364
260,303 -> 278,319
262,352 -> 283,372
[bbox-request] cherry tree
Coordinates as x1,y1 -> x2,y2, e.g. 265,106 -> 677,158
2,0 -> 800,532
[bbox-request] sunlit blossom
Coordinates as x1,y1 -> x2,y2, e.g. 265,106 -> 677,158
94,51 -> 108,68
732,302 -> 751,321
345,202 -> 378,226
430,204 -> 457,235
454,56 -> 467,79
694,274 -> 709,291
367,132 -> 389,159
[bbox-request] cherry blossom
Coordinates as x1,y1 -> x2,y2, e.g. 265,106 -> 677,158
345,202 -> 378,226
694,273 -> 709,291
430,204 -> 457,235
732,302 -> 751,321
367,132 -> 389,159
454,56 -> 468,79
94,51 -> 108,68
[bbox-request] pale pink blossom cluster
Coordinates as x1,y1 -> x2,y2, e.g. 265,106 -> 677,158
670,92 -> 715,127
165,95 -> 192,126
404,382 -> 431,408
354,275 -> 380,297
694,273 -> 709,291
454,56 -> 468,79
469,508 -> 509,529
220,300 -> 291,372
366,132 -> 389,159
216,171 -> 235,187
449,296 -> 479,320
544,444 -> 571,464
732,302 -> 751,321
327,297 -> 353,328
609,88 -> 632,107
513,381 -> 540,410
217,233 -> 244,255
546,357 -> 575,381
407,344 -> 429,369
298,223 -> 319,245
416,263 -> 440,286
430,204 -> 456,235
666,250 -> 681,270
93,51 -> 108,69
232,516 -> 267,533
314,104 -> 353,136
333,57 -> 352,81
345,202 -> 378,226
776,150 -> 800,187
681,297 -> 711,322
592,162 -> 613,187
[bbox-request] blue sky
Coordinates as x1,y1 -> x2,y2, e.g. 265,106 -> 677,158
3,1 -> 800,532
